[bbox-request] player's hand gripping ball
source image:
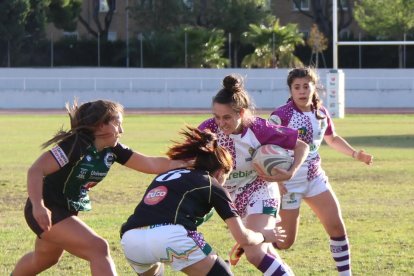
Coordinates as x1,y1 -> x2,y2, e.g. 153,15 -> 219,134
252,144 -> 293,176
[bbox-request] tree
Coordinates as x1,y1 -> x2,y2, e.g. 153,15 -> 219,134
77,0 -> 117,40
307,24 -> 328,68
139,26 -> 228,68
48,0 -> 82,31
132,0 -> 194,32
193,0 -> 273,67
0,0 -> 30,66
354,0 -> 414,67
290,0 -> 353,39
241,20 -> 304,68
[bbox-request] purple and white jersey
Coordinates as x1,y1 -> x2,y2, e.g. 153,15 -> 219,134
199,117 -> 298,193
269,101 -> 334,181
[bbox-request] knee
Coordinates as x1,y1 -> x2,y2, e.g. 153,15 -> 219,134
275,236 -> 296,250
88,236 -> 111,258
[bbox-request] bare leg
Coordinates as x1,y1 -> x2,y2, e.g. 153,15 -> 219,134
12,238 -> 64,276
14,215 -> 117,276
181,254 -> 217,276
274,208 -> 300,249
305,189 -> 351,275
304,189 -> 346,238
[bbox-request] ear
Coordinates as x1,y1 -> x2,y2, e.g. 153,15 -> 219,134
239,108 -> 245,118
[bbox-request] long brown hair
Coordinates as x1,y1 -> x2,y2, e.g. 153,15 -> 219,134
42,99 -> 124,149
167,126 -> 233,174
287,67 -> 326,120
212,74 -> 255,126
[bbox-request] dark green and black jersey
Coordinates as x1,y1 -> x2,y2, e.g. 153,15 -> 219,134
120,169 -> 239,235
44,135 -> 133,212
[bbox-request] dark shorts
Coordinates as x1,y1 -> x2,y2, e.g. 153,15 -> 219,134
24,198 -> 78,238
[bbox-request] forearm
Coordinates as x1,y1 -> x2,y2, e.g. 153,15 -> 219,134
27,167 -> 45,207
227,217 -> 265,246
326,135 -> 355,157
236,228 -> 265,247
289,140 -> 309,175
125,153 -> 187,174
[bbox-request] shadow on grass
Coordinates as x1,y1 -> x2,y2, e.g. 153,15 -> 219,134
344,135 -> 414,148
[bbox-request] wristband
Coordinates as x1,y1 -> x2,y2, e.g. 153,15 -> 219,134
352,150 -> 357,159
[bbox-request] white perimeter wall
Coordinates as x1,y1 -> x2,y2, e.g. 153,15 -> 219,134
1,68 -> 414,109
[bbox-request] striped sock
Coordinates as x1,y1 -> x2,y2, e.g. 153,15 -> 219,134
258,253 -> 293,276
330,235 -> 351,276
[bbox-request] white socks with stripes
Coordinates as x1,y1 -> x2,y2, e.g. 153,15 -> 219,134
330,235 -> 351,276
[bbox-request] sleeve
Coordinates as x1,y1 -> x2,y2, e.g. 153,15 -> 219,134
198,118 -> 219,133
49,136 -> 81,168
210,182 -> 239,221
253,118 -> 299,150
269,103 -> 291,127
113,143 -> 134,165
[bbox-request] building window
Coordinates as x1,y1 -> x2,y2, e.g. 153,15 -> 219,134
138,0 -> 153,10
292,0 -> 310,11
98,0 -> 116,13
339,0 -> 348,10
63,31 -> 79,40
108,31 -> 117,41
339,29 -> 350,39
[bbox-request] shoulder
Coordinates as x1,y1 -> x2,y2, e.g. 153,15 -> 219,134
269,102 -> 295,126
198,118 -> 218,133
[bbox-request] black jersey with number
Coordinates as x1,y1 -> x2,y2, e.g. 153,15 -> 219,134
120,168 -> 239,234
43,134 -> 133,212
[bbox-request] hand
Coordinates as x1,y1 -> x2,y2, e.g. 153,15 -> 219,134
277,182 -> 288,196
32,203 -> 52,232
355,149 -> 373,165
262,226 -> 287,244
258,167 -> 293,183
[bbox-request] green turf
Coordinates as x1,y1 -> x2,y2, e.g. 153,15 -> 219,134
0,113 -> 413,275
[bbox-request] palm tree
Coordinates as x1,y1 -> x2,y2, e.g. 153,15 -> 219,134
241,20 -> 304,68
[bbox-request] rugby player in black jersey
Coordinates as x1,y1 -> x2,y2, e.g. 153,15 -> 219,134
120,126 -> 287,276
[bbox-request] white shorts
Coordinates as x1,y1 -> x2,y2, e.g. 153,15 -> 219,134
120,224 -> 212,273
281,166 -> 330,210
233,181 -> 281,222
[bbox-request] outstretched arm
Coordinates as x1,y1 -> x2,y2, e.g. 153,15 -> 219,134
225,217 -> 285,247
123,151 -> 190,174
324,134 -> 373,165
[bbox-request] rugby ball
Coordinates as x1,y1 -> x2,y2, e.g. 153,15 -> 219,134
252,144 -> 293,175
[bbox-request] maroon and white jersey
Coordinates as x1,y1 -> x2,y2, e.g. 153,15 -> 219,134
199,117 -> 298,194
269,101 -> 334,181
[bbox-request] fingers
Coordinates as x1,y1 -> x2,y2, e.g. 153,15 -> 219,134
357,149 -> 373,165
34,207 -> 52,232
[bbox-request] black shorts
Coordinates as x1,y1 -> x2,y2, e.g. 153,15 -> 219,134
24,198 -> 78,238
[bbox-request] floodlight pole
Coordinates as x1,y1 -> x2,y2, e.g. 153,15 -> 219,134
333,0 -> 338,69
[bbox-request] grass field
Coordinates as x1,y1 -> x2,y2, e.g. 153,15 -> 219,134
0,113 -> 413,275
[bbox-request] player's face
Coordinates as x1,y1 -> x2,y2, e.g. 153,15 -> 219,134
214,168 -> 232,186
290,77 -> 315,112
212,103 -> 243,135
95,112 -> 124,149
